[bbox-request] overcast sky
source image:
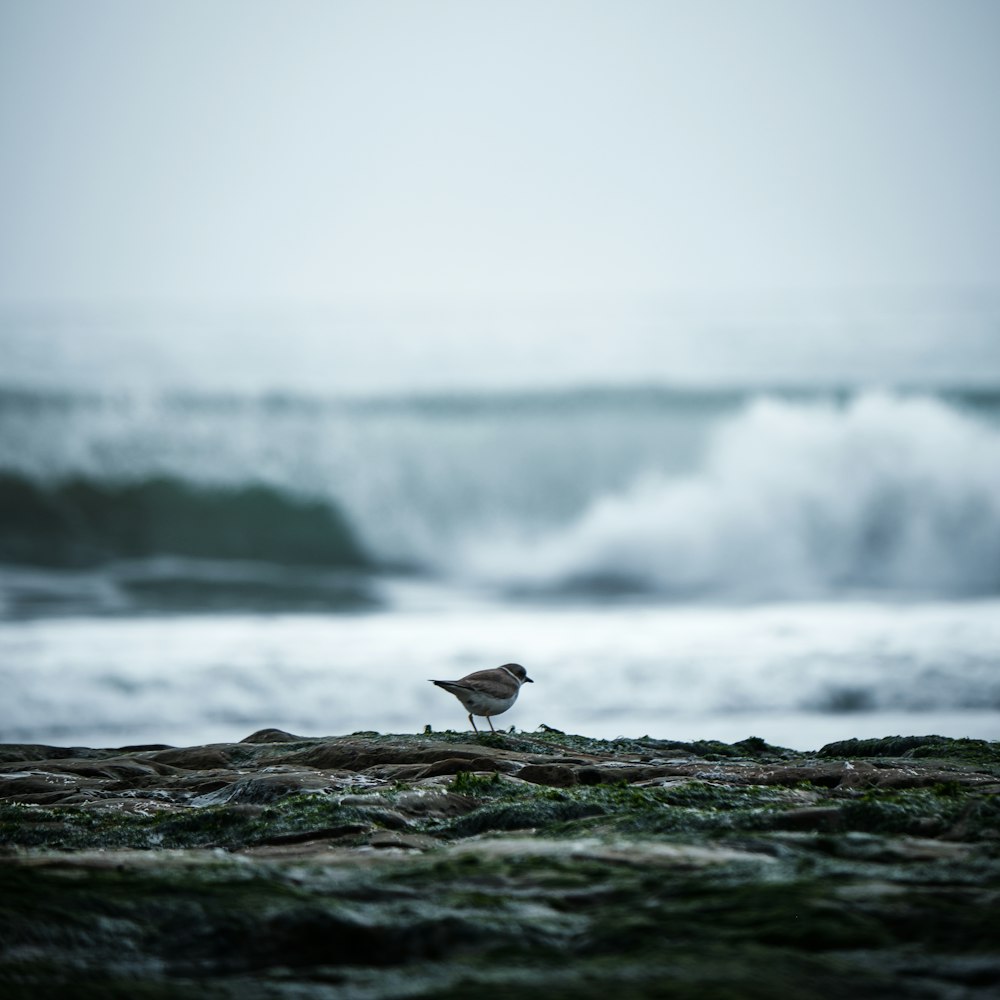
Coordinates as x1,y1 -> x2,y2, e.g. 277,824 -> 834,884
1,0 -> 998,307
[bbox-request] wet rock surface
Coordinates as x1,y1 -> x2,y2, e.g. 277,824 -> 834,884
1,729 -> 998,997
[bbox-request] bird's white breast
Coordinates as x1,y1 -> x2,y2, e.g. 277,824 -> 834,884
456,689 -> 518,715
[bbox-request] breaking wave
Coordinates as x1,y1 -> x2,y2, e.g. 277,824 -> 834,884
1,385 -> 999,602
0,472 -> 368,569
457,393 -> 1000,597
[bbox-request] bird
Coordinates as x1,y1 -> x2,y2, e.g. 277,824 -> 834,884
429,663 -> 533,733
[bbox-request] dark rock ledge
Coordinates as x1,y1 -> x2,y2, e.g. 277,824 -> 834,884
1,729 -> 998,998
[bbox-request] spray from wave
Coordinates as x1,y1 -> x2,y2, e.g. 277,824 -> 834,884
456,393 -> 1000,597
1,385 -> 999,606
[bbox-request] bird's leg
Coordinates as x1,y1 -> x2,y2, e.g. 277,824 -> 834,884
486,716 -> 496,733
468,713 -> 479,734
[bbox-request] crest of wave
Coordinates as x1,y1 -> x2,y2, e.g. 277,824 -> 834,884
458,392 -> 1000,597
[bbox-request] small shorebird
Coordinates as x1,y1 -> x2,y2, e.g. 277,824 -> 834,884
430,663 -> 533,733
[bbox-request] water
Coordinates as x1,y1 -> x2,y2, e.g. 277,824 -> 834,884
3,599 -> 998,750
1,299 -> 999,749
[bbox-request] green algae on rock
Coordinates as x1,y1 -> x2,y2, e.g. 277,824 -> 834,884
1,729 -> 998,998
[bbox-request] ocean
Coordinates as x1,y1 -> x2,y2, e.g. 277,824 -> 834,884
1,301 -> 999,749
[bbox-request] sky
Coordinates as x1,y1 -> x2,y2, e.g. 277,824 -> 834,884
1,0 -> 999,308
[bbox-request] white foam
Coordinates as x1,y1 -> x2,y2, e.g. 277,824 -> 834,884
458,392 -> 1000,596
2,599 -> 997,749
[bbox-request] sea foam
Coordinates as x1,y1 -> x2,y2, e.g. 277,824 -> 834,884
457,393 -> 1000,597
2,386 -> 999,600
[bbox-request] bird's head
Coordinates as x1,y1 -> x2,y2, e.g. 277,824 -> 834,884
501,662 -> 533,684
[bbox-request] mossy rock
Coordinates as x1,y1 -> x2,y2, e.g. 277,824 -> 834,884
2,729 -> 999,997
819,735 -> 1000,771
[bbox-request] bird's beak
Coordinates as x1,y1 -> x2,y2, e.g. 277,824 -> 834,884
525,676 -> 534,683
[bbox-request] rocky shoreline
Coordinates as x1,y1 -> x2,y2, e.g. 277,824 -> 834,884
1,728 -> 998,998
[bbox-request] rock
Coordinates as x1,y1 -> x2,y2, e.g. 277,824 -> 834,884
0,730 -> 998,997
240,728 -> 307,744
413,756 -> 507,779
392,790 -> 477,818
367,830 -> 439,850
772,806 -> 846,832
518,763 -> 580,786
148,746 -> 234,771
189,771 -> 336,806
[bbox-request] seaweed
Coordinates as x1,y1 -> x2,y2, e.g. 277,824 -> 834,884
1,730 -> 998,997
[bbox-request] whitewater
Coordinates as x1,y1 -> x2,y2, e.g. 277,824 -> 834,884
1,305 -> 998,749
2,385 -> 999,599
